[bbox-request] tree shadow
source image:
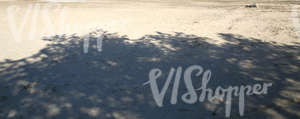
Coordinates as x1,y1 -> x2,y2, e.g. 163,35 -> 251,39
0,31 -> 299,119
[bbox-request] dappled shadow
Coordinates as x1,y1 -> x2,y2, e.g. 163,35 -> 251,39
0,31 -> 299,119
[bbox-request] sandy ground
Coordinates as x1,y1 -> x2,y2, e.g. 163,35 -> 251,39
0,0 -> 299,60
0,0 -> 299,119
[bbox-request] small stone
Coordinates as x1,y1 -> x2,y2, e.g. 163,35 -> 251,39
245,4 -> 257,8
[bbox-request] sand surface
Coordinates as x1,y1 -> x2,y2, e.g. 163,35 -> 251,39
0,0 -> 299,60
0,0 -> 299,119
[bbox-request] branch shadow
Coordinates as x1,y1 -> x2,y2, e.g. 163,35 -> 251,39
0,31 -> 299,119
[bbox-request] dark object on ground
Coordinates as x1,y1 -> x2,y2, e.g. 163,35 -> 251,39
245,4 -> 257,8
